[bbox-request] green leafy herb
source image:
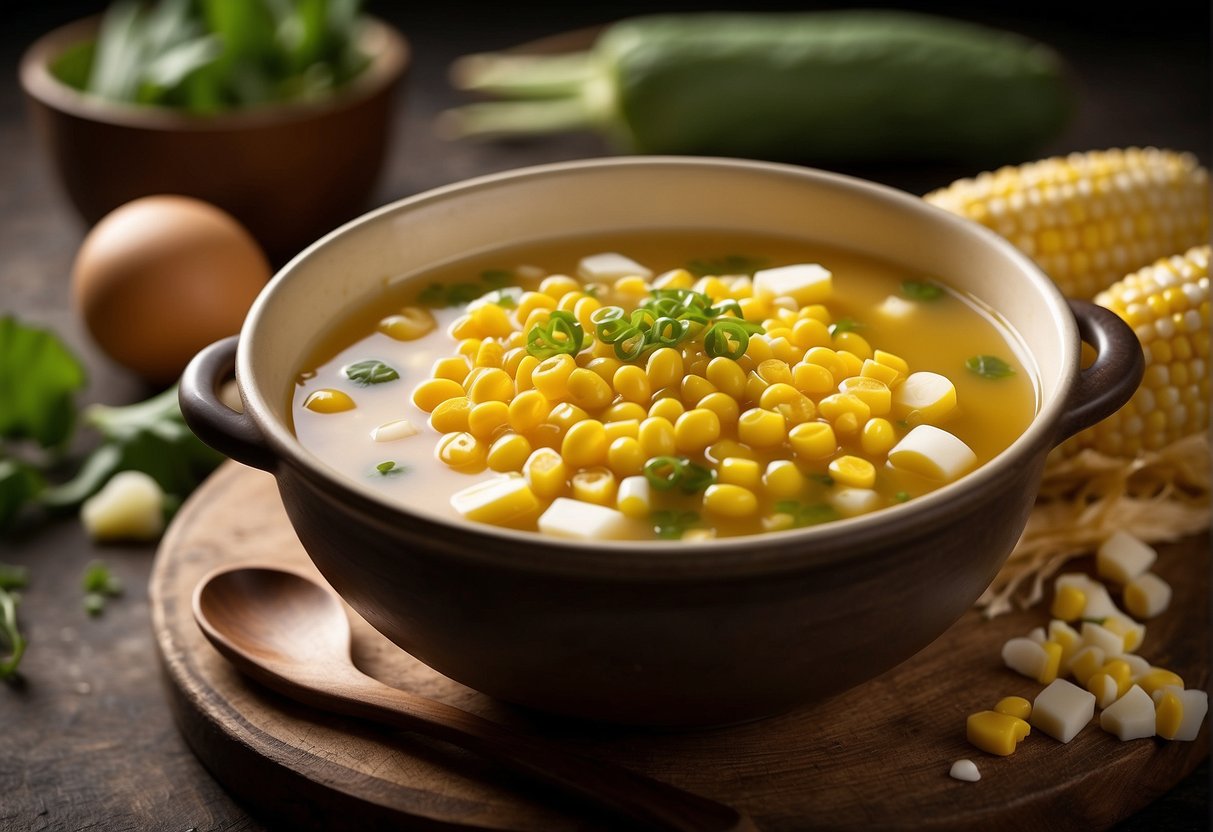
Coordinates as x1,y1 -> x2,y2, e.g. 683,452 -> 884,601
894,491 -> 910,503
41,385 -> 225,511
965,355 -> 1016,379
685,254 -> 769,278
651,510 -> 699,540
0,564 -> 28,592
0,316 -> 87,449
418,268 -> 518,308
774,500 -> 840,528
526,311 -> 585,358
828,317 -> 862,338
643,457 -> 716,494
591,288 -> 762,361
344,359 -> 399,386
58,0 -> 370,114
808,473 -> 835,487
901,279 -> 945,301
82,560 -> 123,617
374,460 -> 408,476
0,587 -> 26,681
0,460 -> 44,534
478,288 -> 518,309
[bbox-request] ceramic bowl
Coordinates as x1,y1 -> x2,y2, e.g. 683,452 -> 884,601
180,157 -> 1142,727
19,14 -> 408,261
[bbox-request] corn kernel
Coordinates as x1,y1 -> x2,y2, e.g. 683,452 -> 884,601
859,358 -> 901,387
513,355 -> 540,393
607,436 -> 646,478
539,274 -> 581,299
468,401 -> 511,442
791,361 -> 836,396
646,348 -> 684,389
680,374 -> 717,406
648,397 -> 685,423
603,401 -> 648,422
762,513 -> 797,532
767,336 -> 802,364
758,383 -> 802,409
469,303 -> 514,338
505,389 -> 547,434
744,371 -> 770,404
523,448 -> 567,498
613,275 -> 651,297
571,467 -> 617,506
788,421 -> 837,460
431,356 -> 470,383
437,432 -> 487,472
638,417 -> 677,458
874,349 -> 909,376
693,276 -> 731,300
1051,585 -> 1087,621
756,359 -> 793,386
1155,690 -> 1185,740
697,392 -> 741,426
562,420 -> 608,468
818,393 -> 871,424
466,367 -> 514,404
546,402 -> 589,437
473,339 -> 504,369
994,696 -> 1032,721
616,475 -> 652,518
1038,640 -> 1064,684
303,389 -> 356,413
706,439 -> 754,463
838,377 -> 892,416
566,368 -> 613,411
718,458 -> 761,490
573,295 -> 601,331
502,347 -> 527,375
745,335 -> 773,364
833,331 -> 872,360
412,378 -> 464,412
531,354 -> 577,401
791,317 -> 831,350
828,455 -> 876,489
737,408 -> 787,449
706,357 -> 747,399
612,364 -> 651,403
762,460 -> 805,498
379,307 -> 436,341
583,357 -> 622,385
672,408 -> 720,454
703,483 -> 759,517
426,396 -> 469,433
515,290 -> 556,323
487,433 -> 533,472
966,710 -> 1031,756
603,419 -> 640,442
860,417 -> 897,456
448,314 -> 480,340
1068,646 -> 1107,687
804,347 -> 845,382
738,297 -> 769,322
1138,668 -> 1184,698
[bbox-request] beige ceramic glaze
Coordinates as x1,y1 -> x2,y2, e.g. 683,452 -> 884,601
181,158 -> 1142,726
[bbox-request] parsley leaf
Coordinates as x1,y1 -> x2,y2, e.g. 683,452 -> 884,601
965,355 -> 1016,379
0,316 -> 87,449
344,359 -> 399,386
901,280 -> 945,301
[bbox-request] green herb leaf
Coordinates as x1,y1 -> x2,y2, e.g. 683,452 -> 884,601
0,587 -> 26,681
643,457 -> 715,494
374,460 -> 408,476
526,311 -> 584,358
41,386 -> 225,510
0,316 -> 87,449
828,318 -> 862,338
965,355 -> 1016,379
776,501 -> 839,528
0,459 -> 45,534
0,564 -> 29,592
82,560 -> 123,596
901,280 -> 945,301
651,510 -> 699,540
344,359 -> 399,386
685,254 -> 769,278
894,491 -> 910,503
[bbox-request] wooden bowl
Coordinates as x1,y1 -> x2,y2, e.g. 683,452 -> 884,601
179,157 -> 1143,727
19,14 -> 408,261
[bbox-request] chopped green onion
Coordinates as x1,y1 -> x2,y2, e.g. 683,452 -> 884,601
965,355 -> 1016,379
526,311 -> 584,358
828,318 -> 862,337
703,320 -> 751,359
774,500 -> 839,528
901,280 -> 945,301
651,510 -> 700,540
642,456 -> 715,494
685,254 -> 769,278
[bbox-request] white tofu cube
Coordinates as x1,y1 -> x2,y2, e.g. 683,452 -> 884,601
1125,572 -> 1172,619
1100,685 -> 1157,740
1096,530 -> 1157,584
1081,621 -> 1126,657
450,476 -> 540,525
615,475 -> 651,519
577,253 -> 652,281
752,263 -> 833,305
1002,637 -> 1049,680
537,498 -> 632,540
81,470 -> 166,542
371,419 -> 419,442
887,424 -> 976,482
828,487 -> 881,517
878,294 -> 917,319
891,372 -> 958,424
1031,679 -> 1096,743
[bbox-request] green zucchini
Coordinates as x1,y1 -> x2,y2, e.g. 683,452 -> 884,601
444,11 -> 1074,163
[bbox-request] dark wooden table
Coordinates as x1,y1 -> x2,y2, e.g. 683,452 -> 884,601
2,3 -> 1208,830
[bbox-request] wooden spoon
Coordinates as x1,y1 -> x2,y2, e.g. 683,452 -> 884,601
193,565 -> 756,832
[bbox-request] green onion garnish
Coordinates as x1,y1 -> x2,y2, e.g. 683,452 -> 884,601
590,288 -> 763,362
643,456 -> 716,494
525,310 -> 585,359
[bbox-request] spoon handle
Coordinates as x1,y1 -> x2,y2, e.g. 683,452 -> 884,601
315,673 -> 756,832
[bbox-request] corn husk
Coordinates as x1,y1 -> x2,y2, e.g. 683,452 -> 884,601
979,431 -> 1211,618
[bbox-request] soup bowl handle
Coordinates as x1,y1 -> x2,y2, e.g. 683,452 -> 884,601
180,336 -> 277,473
1054,299 -> 1145,445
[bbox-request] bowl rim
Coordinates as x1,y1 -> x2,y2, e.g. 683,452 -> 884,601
18,13 -> 409,131
238,156 -> 1077,577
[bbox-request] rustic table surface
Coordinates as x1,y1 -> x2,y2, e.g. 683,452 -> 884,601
2,3 -> 1208,831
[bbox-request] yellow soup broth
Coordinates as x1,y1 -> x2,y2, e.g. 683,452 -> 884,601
291,230 -> 1038,541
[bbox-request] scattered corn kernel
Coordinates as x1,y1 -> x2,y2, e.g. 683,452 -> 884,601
304,388 -> 356,413
703,484 -> 758,517
437,432 -> 487,472
966,710 -> 1031,756
994,696 -> 1032,721
674,408 -> 722,454
523,448 -> 567,499
562,420 -> 609,468
828,455 -> 876,489
788,421 -> 836,460
378,306 -> 435,341
571,467 -> 617,506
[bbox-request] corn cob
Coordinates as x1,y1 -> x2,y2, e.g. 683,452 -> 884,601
924,148 -> 1209,299
1067,246 -> 1210,457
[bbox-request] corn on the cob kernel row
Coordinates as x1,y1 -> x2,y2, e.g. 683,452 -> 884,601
924,148 -> 1209,300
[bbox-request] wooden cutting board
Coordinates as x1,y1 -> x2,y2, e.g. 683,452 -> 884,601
150,461 -> 1208,831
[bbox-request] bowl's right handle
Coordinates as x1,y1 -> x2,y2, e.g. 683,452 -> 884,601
1054,299 -> 1145,445
180,336 -> 277,473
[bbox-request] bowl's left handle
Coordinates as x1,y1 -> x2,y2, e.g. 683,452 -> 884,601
1054,299 -> 1145,445
180,336 -> 277,473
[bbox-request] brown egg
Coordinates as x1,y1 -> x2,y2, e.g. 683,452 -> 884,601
72,195 -> 271,384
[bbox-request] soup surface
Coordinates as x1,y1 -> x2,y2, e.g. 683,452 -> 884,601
291,230 -> 1038,541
